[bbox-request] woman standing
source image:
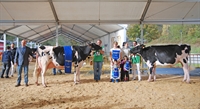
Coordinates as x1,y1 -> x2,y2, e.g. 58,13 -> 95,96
93,40 -> 104,82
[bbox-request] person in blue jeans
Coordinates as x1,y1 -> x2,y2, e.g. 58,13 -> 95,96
93,40 -> 104,82
14,40 -> 34,87
52,68 -> 63,75
1,46 -> 12,78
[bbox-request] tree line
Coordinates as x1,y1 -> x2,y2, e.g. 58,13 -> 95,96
126,24 -> 200,44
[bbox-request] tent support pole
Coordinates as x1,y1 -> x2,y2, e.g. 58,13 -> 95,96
16,37 -> 19,48
140,23 -> 144,44
3,33 -> 6,51
56,24 -> 58,46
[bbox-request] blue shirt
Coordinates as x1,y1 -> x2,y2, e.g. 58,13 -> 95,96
21,46 -> 26,55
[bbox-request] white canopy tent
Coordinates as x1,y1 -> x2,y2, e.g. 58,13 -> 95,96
0,0 -> 200,44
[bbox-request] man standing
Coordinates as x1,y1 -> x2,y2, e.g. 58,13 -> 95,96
10,43 -> 17,77
93,40 -> 104,82
14,40 -> 34,87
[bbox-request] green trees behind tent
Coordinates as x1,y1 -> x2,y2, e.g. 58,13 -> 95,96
127,24 -> 200,44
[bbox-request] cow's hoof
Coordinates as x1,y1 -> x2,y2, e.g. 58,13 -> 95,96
186,80 -> 190,84
147,79 -> 154,82
35,82 -> 39,86
42,84 -> 47,87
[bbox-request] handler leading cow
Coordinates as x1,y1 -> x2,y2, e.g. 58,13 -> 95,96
33,43 -> 102,87
130,44 -> 191,83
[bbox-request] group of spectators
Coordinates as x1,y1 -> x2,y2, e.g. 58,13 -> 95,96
1,40 -> 34,87
91,40 -> 141,83
1,43 -> 17,79
109,41 -> 141,82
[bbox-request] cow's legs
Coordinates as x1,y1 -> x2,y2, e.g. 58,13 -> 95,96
33,56 -> 41,86
148,67 -> 154,82
74,69 -> 80,84
77,67 -> 80,82
74,64 -> 78,84
152,67 -> 156,81
74,71 -> 76,84
74,61 -> 84,84
74,71 -> 78,84
35,68 -> 41,85
41,69 -> 47,87
182,62 -> 190,83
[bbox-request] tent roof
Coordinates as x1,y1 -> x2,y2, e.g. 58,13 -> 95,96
0,0 -> 200,43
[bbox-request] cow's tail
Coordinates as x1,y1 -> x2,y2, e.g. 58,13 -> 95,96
187,45 -> 191,54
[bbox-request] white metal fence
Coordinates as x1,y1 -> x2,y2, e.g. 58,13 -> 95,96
189,53 -> 200,68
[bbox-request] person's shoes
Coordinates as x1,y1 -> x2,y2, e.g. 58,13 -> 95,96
57,70 -> 63,74
11,75 -> 13,77
116,79 -> 119,83
96,80 -> 98,82
1,76 -> 4,78
25,84 -> 28,87
5,76 -> 9,78
112,79 -> 115,83
15,84 -> 20,87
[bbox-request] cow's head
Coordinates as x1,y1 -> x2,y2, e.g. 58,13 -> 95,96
88,43 -> 102,51
130,44 -> 145,54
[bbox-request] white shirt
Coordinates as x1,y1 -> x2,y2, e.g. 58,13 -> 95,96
110,48 -> 122,60
122,47 -> 130,57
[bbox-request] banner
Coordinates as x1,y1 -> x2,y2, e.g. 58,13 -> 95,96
64,46 -> 72,73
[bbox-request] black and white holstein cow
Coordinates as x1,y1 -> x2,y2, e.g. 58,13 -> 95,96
130,44 -> 191,83
33,43 -> 102,87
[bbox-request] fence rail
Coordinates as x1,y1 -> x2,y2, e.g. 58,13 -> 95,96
189,53 -> 200,67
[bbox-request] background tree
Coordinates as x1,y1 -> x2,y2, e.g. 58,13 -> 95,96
143,24 -> 161,42
127,24 -> 161,43
126,24 -> 140,41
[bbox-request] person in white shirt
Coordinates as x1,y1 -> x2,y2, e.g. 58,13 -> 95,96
122,42 -> 130,58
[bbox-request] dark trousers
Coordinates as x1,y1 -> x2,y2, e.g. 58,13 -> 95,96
121,70 -> 129,81
1,62 -> 11,77
124,70 -> 129,81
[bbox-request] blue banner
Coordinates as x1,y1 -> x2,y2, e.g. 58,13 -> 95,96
112,67 -> 119,78
64,46 -> 72,73
112,50 -> 120,60
124,61 -> 130,71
